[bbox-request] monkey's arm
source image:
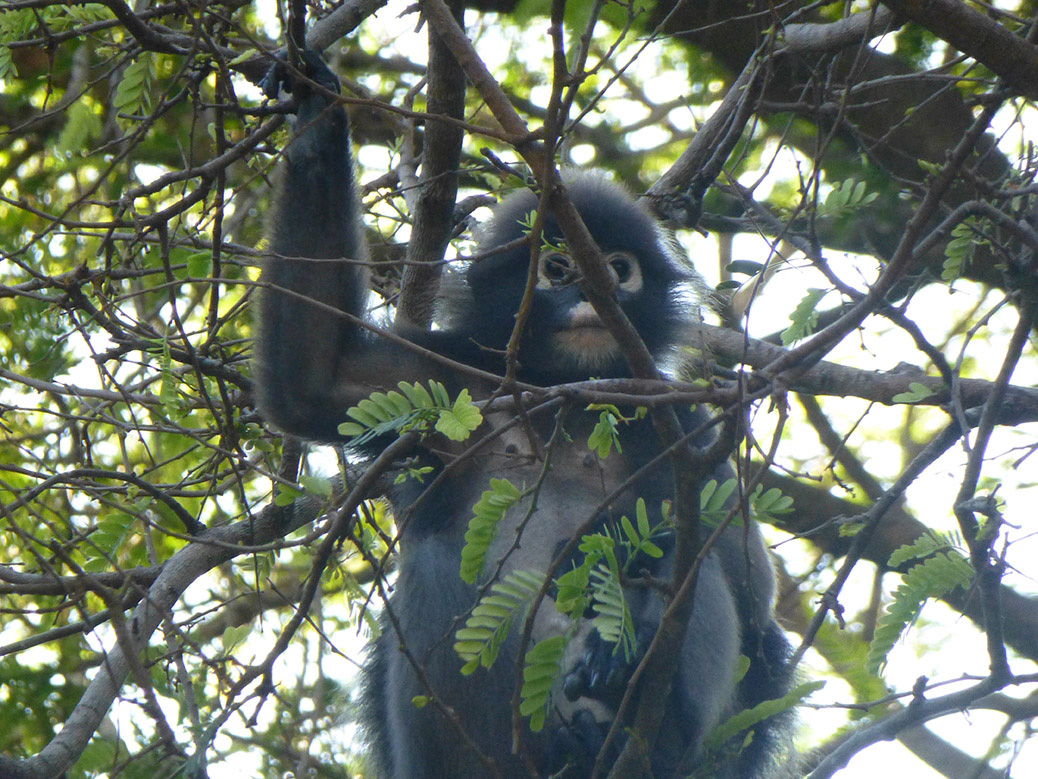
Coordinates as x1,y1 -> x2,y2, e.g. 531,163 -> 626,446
255,54 -> 386,440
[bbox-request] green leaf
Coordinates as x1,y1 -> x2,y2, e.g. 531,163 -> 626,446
867,551 -> 973,673
556,558 -> 596,617
705,680 -> 824,752
749,484 -> 794,524
887,530 -> 961,569
614,499 -> 666,561
345,404 -> 382,428
942,220 -> 980,281
399,380 -> 434,408
394,465 -> 434,484
0,46 -> 16,82
918,159 -> 942,176
635,498 -> 651,537
455,569 -> 542,672
113,55 -> 152,117
237,553 -> 272,580
459,478 -> 522,583
435,388 -> 483,441
229,48 -> 260,66
588,409 -> 621,458
781,288 -> 826,346
383,390 -> 413,416
299,475 -> 333,499
520,635 -> 570,731
339,380 -> 484,445
273,484 -> 303,507
186,251 -> 213,278
590,564 -> 635,660
429,380 -> 451,408
725,260 -> 766,276
356,398 -> 393,424
84,512 -> 135,572
731,654 -> 751,685
701,478 -> 737,527
57,100 -> 101,155
821,179 -> 877,217
892,381 -> 936,404
338,421 -> 367,437
839,521 -> 866,537
221,624 -> 252,653
620,515 -> 639,547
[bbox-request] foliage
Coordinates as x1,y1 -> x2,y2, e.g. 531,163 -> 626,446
892,381 -> 937,404
588,405 -> 624,457
699,478 -> 793,528
588,562 -> 635,656
456,494 -> 673,727
942,219 -> 983,282
519,634 -> 570,732
454,568 -> 544,673
1,0 -> 1037,776
459,477 -> 524,584
867,537 -> 975,674
456,473 -> 797,745
586,403 -> 646,458
780,288 -> 827,345
338,380 -> 483,444
819,179 -> 878,218
704,680 -> 824,755
112,55 -> 153,121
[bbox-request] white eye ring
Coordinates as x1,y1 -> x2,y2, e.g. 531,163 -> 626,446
536,250 -> 643,292
537,252 -> 576,288
607,252 -> 643,292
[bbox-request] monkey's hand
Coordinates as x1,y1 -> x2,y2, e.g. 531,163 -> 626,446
260,48 -> 349,169
561,622 -> 655,704
543,710 -> 612,776
547,624 -> 656,773
260,48 -> 341,105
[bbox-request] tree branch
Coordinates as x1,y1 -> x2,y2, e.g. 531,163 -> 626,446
880,0 -> 1038,98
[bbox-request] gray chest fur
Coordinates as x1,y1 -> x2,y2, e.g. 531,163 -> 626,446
456,412 -> 633,576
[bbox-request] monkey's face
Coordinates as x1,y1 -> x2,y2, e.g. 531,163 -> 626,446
508,235 -> 683,383
462,176 -> 689,383
535,248 -> 645,370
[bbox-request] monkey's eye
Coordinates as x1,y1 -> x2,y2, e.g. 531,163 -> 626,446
609,255 -> 633,282
539,252 -> 575,287
607,252 -> 642,291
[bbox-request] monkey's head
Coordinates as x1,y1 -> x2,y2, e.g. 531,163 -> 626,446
458,172 -> 699,384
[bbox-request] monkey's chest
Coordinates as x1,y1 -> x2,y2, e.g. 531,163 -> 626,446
461,430 -> 637,575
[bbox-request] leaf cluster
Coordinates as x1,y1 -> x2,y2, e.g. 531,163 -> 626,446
338,380 -> 483,444
867,533 -> 974,674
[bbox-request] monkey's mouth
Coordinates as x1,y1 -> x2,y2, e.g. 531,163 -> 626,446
555,325 -> 619,365
554,303 -> 621,366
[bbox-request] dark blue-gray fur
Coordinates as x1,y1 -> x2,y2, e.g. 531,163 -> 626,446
455,174 -> 693,383
255,52 -> 794,779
